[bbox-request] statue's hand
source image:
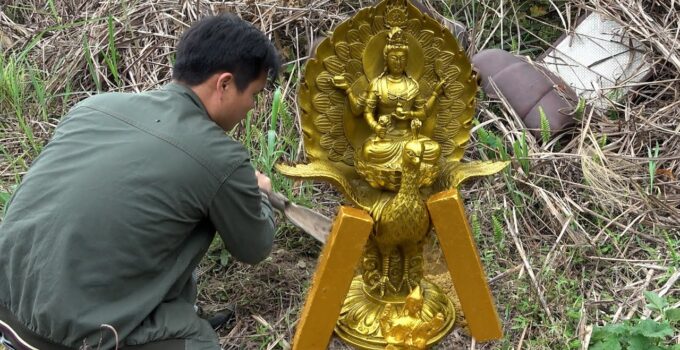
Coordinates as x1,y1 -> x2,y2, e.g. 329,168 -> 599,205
434,79 -> 448,95
375,125 -> 388,139
378,115 -> 391,127
410,118 -> 422,131
375,115 -> 391,138
332,76 -> 351,92
395,106 -> 410,120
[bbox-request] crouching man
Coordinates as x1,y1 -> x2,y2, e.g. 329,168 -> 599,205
0,14 -> 280,350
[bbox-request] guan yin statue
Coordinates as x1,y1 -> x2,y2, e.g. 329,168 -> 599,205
277,0 -> 509,348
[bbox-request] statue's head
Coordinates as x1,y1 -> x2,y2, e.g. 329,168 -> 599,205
401,118 -> 424,166
384,27 -> 408,75
403,139 -> 425,167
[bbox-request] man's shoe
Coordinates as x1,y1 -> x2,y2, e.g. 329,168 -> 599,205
207,310 -> 234,330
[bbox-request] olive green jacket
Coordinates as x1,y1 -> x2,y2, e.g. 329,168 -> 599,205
0,83 -> 275,349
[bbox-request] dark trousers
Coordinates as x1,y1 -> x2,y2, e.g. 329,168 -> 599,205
1,316 -> 186,350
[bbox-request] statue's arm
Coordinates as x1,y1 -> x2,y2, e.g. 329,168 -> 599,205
410,100 -> 428,121
418,79 -> 447,119
422,91 -> 438,117
403,95 -> 433,121
347,89 -> 364,116
363,87 -> 379,130
332,75 -> 364,116
401,80 -> 438,121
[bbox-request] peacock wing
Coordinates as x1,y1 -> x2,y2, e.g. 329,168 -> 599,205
276,162 -> 379,212
435,160 -> 511,190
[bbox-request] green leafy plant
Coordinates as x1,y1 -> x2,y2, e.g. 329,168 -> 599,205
82,34 -> 102,92
504,171 -> 527,209
491,212 -> 505,247
476,124 -> 509,161
470,211 -> 481,239
607,88 -> 625,103
219,249 -> 230,267
538,106 -> 551,145
0,191 -> 10,208
104,15 -> 122,87
46,0 -> 60,21
0,53 -> 41,156
660,229 -> 680,266
574,97 -> 587,118
242,88 -> 284,176
265,87 -> 282,172
257,87 -> 288,190
589,291 -> 680,350
29,67 -> 48,121
512,131 -> 530,174
598,134 -> 608,149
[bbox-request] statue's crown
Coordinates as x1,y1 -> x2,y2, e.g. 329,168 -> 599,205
387,27 -> 407,47
406,285 -> 423,303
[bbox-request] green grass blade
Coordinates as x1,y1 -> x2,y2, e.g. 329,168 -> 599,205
82,33 -> 102,92
106,15 -> 122,86
29,67 -> 48,121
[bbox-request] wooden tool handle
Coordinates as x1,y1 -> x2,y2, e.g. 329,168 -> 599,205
267,191 -> 288,212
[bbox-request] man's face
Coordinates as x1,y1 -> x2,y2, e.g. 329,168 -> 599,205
216,71 -> 267,130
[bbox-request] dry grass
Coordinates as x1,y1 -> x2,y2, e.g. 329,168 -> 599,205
1,0 -> 678,349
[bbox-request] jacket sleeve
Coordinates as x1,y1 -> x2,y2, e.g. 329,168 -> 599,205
209,160 -> 275,265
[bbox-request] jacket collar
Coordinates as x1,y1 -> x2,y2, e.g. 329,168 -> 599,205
163,82 -> 209,116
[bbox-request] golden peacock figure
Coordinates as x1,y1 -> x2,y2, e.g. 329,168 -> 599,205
277,0 -> 508,348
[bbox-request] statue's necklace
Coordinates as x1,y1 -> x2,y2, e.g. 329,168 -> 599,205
386,76 -> 408,102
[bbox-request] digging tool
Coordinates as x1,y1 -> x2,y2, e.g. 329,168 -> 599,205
266,191 -> 331,243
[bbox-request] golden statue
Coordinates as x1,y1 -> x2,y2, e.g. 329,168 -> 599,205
338,26 -> 443,192
380,286 -> 446,350
278,0 -> 509,348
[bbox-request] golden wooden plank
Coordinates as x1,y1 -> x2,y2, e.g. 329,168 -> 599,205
426,189 -> 503,342
292,206 -> 374,350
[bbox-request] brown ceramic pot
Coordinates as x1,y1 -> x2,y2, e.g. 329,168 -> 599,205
472,48 -> 578,139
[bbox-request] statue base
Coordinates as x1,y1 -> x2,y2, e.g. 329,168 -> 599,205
335,276 -> 456,349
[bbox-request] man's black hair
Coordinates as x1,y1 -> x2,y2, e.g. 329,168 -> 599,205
173,14 -> 281,91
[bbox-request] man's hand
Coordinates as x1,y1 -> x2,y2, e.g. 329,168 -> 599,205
255,170 -> 272,195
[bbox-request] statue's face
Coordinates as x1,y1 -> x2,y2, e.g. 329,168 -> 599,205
386,50 -> 407,75
404,298 -> 423,315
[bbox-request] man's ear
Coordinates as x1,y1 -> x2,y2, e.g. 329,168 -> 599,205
216,72 -> 234,94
